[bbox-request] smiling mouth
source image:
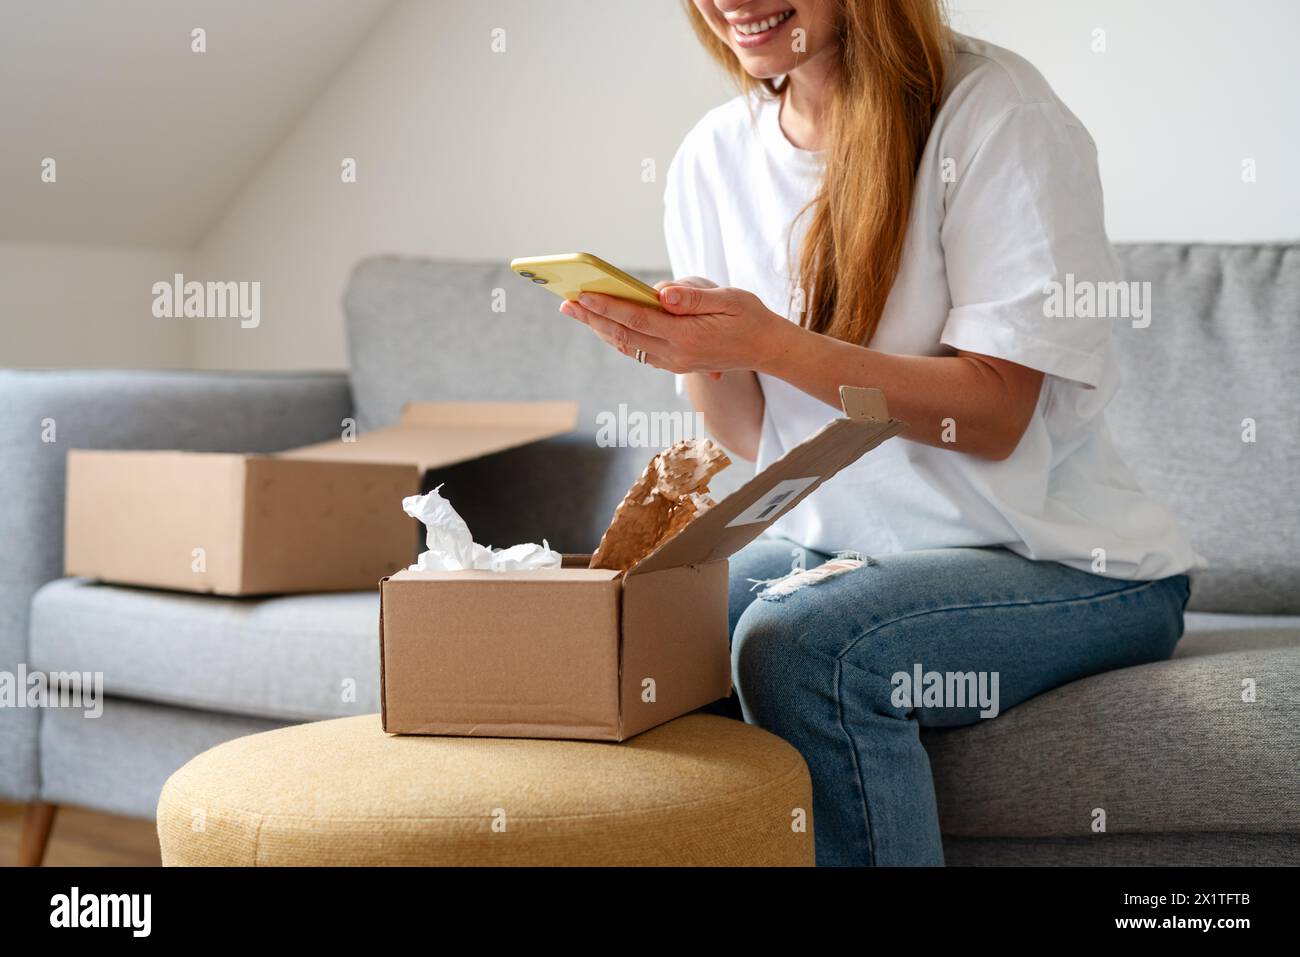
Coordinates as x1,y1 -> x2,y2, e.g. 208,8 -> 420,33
731,9 -> 795,40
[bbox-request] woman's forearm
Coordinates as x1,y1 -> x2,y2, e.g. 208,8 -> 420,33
758,321 -> 1043,460
567,285 -> 1041,460
684,370 -> 764,461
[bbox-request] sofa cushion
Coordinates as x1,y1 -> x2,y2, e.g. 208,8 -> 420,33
943,833 -> 1300,866
40,695 -> 285,820
1110,244 -> 1300,614
342,256 -> 751,553
1181,609 -> 1300,646
29,578 -> 379,722
921,613 -> 1300,837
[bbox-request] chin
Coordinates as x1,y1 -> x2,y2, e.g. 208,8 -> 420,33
732,52 -> 794,80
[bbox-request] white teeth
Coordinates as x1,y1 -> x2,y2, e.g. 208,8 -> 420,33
734,10 -> 791,36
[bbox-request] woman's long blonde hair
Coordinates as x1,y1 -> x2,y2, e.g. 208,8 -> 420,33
684,1 -> 950,345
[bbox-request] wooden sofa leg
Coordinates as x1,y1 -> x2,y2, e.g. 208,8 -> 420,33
18,802 -> 58,867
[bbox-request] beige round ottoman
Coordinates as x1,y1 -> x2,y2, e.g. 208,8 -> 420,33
157,714 -> 814,866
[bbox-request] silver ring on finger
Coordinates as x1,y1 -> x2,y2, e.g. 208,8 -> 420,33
633,348 -> 647,364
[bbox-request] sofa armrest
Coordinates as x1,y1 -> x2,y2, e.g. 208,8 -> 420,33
5,366 -> 351,559
0,368 -> 353,746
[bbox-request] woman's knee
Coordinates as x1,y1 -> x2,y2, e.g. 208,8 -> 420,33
731,595 -> 836,713
732,600 -> 791,698
731,591 -> 905,734
1148,573 -> 1192,660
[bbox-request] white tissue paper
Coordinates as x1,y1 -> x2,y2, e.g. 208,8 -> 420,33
402,486 -> 562,573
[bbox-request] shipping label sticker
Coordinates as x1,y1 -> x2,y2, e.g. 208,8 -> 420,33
725,476 -> 820,528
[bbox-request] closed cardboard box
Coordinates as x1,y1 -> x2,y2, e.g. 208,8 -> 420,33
380,386 -> 905,741
64,400 -> 577,596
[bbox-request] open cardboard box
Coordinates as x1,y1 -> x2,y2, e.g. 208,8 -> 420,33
380,386 -> 906,741
63,400 -> 577,596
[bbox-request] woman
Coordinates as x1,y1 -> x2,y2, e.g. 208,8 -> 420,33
560,0 -> 1200,866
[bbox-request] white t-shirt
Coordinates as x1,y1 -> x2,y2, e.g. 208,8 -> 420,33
665,33 -> 1201,580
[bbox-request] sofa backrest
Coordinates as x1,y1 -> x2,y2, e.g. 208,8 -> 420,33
344,245 -> 1299,613
1109,244 -> 1298,613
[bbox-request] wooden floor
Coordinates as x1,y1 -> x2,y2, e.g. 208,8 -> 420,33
0,801 -> 161,867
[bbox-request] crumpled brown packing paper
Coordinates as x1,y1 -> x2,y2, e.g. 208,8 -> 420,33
590,438 -> 731,572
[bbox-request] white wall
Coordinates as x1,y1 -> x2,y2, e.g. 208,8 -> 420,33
0,243 -> 194,369
191,0 -> 1300,373
4,0 -> 1296,372
0,0 -> 395,247
946,0 -> 1300,243
188,0 -> 734,371
0,0 -> 393,369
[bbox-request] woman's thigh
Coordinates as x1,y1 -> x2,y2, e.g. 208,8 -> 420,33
732,546 -> 1190,728
727,536 -> 832,635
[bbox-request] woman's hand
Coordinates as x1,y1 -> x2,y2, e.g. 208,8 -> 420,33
558,277 -> 791,375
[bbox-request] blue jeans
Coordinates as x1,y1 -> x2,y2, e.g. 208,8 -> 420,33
718,537 -> 1191,866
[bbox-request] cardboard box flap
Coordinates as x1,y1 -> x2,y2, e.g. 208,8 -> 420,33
626,387 -> 905,577
279,400 -> 578,473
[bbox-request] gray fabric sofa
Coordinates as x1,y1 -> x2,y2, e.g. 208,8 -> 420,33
2,244 -> 1297,865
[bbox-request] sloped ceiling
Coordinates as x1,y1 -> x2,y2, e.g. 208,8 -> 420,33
0,0 -> 395,246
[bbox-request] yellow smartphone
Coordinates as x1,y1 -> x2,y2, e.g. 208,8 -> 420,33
510,252 -> 661,309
